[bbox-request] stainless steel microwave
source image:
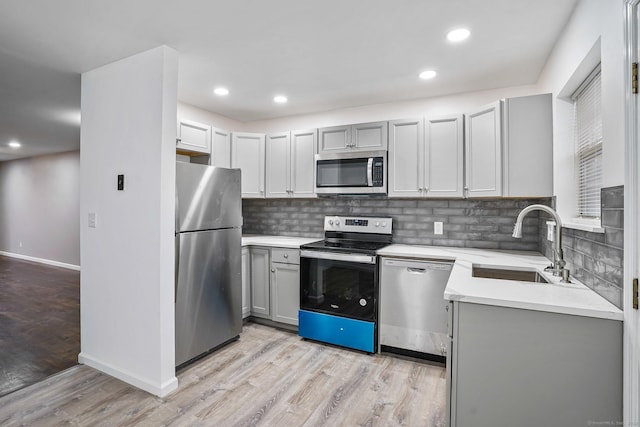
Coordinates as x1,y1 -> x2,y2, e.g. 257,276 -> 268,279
315,151 -> 387,195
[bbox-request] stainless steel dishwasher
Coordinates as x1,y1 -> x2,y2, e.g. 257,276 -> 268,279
379,257 -> 453,359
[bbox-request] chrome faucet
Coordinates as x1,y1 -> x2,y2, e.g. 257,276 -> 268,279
512,204 -> 570,282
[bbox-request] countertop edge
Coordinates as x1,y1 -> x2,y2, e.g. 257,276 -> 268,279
378,244 -> 623,322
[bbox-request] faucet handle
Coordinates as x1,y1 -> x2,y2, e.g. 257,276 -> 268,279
561,268 -> 571,283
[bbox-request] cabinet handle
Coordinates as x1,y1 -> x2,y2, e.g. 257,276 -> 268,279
176,138 -> 181,145
418,187 -> 423,192
271,268 -> 275,273
284,253 -> 288,258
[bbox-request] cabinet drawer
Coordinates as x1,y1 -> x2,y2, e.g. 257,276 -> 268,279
298,310 -> 375,353
271,248 -> 300,264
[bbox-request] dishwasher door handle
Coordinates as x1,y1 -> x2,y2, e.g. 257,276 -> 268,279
407,267 -> 426,273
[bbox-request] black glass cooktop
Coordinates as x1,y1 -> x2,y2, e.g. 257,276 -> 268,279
300,239 -> 390,255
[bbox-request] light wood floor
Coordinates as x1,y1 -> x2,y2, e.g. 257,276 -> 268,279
0,323 -> 447,426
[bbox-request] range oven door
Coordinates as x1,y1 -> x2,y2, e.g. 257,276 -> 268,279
300,250 -> 377,322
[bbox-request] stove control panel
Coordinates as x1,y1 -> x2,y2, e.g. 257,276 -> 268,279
324,216 -> 393,234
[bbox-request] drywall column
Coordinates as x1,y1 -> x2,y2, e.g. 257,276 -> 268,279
79,46 -> 178,396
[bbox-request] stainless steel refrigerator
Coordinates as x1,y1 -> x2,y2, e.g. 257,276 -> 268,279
175,161 -> 242,367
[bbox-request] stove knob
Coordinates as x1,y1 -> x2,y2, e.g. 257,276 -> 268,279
382,222 -> 387,228
375,222 -> 380,227
335,219 -> 341,226
328,219 -> 334,226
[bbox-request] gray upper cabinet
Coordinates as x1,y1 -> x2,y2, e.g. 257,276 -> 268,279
388,118 -> 424,198
231,132 -> 266,198
318,125 -> 351,153
502,93 -> 553,197
464,94 -> 553,199
465,101 -> 502,198
290,129 -> 317,198
318,121 -> 387,154
426,114 -> 464,198
388,115 -> 463,198
266,129 -> 317,198
177,119 -> 211,154
266,132 -> 291,198
352,121 -> 388,151
211,127 -> 231,168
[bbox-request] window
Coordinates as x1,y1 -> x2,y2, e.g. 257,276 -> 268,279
572,65 -> 602,219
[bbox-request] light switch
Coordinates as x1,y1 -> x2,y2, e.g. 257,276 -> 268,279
88,212 -> 97,228
434,221 -> 443,235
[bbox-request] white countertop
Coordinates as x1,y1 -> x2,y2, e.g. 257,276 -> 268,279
377,244 -> 623,321
242,235 -> 321,249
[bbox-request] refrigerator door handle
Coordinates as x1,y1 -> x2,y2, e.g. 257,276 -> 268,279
175,235 -> 180,303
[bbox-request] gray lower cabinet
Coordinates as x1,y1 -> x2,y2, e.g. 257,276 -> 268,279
249,248 -> 270,318
270,248 -> 300,326
270,262 -> 300,325
247,246 -> 300,326
241,247 -> 251,319
447,301 -> 622,427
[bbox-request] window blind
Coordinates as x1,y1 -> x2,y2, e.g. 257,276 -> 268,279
573,65 -> 602,219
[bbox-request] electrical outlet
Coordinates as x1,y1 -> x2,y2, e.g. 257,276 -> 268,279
546,221 -> 556,241
434,221 -> 444,235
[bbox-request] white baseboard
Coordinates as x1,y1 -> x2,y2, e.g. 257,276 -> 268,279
78,352 -> 178,397
0,251 -> 80,271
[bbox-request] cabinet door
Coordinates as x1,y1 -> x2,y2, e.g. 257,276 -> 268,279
250,248 -> 270,318
290,129 -> 317,198
241,247 -> 251,319
211,127 -> 231,168
503,93 -> 553,197
426,114 -> 464,198
352,121 -> 388,151
231,132 -> 266,198
271,262 -> 300,326
266,132 -> 291,198
388,118 -> 424,198
318,125 -> 351,153
177,119 -> 211,154
465,101 -> 502,198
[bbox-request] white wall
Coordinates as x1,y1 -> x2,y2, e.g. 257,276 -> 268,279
0,150 -> 79,268
79,46 -> 178,397
243,85 -> 539,133
178,101 -> 243,132
537,0 -> 625,219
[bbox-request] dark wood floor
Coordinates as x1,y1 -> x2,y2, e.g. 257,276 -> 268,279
0,255 -> 80,397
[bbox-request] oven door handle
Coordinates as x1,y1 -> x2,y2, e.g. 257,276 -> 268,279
300,250 -> 376,264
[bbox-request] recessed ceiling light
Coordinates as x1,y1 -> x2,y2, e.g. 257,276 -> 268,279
8,141 -> 21,148
213,87 -> 229,96
447,28 -> 470,43
419,70 -> 437,80
273,95 -> 288,104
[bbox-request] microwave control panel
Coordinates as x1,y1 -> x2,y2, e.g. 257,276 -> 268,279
372,157 -> 384,187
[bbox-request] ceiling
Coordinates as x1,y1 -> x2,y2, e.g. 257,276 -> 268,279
0,0 -> 578,161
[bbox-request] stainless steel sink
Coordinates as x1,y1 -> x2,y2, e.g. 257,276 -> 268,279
472,266 -> 548,283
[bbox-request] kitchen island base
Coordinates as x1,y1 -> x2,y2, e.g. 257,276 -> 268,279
447,301 -> 622,427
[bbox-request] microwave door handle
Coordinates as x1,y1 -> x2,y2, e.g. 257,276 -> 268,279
367,157 -> 373,187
